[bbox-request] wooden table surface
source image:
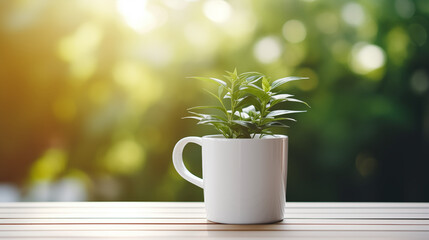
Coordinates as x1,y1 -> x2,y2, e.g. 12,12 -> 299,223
0,202 -> 428,239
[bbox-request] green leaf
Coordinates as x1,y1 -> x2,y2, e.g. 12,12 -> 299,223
241,105 -> 256,113
265,121 -> 290,128
230,121 -> 256,138
223,91 -> 232,98
186,70 -> 309,138
187,105 -> 227,115
262,77 -> 271,92
263,126 -> 289,134
197,119 -> 225,125
234,111 -> 250,119
232,120 -> 255,128
236,95 -> 259,110
283,98 -> 311,108
261,117 -> 296,124
239,72 -> 264,83
204,89 -> 225,105
182,116 -> 203,121
218,85 -> 225,98
271,94 -> 294,100
242,84 -> 270,102
266,110 -> 306,117
212,123 -> 232,138
226,68 -> 239,84
187,111 -> 228,122
275,117 -> 297,122
191,76 -> 228,87
269,94 -> 310,108
271,76 -> 308,90
210,115 -> 228,122
247,109 -> 261,119
184,114 -> 226,125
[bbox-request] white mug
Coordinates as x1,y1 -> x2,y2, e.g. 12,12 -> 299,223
172,135 -> 288,224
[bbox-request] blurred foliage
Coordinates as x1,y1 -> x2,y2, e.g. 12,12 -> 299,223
0,0 -> 428,201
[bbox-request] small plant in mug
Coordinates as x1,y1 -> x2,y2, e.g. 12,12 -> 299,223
185,69 -> 310,138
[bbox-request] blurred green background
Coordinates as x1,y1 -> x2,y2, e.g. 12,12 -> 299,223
0,0 -> 428,202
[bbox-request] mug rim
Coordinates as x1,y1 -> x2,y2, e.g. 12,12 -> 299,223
202,134 -> 288,141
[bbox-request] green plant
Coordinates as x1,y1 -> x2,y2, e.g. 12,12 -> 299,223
185,69 -> 309,138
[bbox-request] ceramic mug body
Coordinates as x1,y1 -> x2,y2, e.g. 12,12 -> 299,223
172,135 -> 288,224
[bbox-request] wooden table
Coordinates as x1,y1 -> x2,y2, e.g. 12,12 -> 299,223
0,202 -> 428,239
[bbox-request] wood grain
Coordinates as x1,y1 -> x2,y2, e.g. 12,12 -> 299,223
0,202 -> 428,239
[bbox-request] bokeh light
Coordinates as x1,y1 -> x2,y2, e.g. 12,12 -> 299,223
350,42 -> 386,75
341,2 -> 365,27
117,0 -> 154,33
203,0 -> 232,23
410,70 -> 429,94
395,0 -> 415,19
283,20 -> 307,44
102,139 -> 145,175
253,36 -> 282,64
315,11 -> 339,35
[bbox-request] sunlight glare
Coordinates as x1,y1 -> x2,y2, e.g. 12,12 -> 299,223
203,0 -> 232,23
116,0 -> 156,33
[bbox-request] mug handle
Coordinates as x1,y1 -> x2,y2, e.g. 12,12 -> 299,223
172,137 -> 203,188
